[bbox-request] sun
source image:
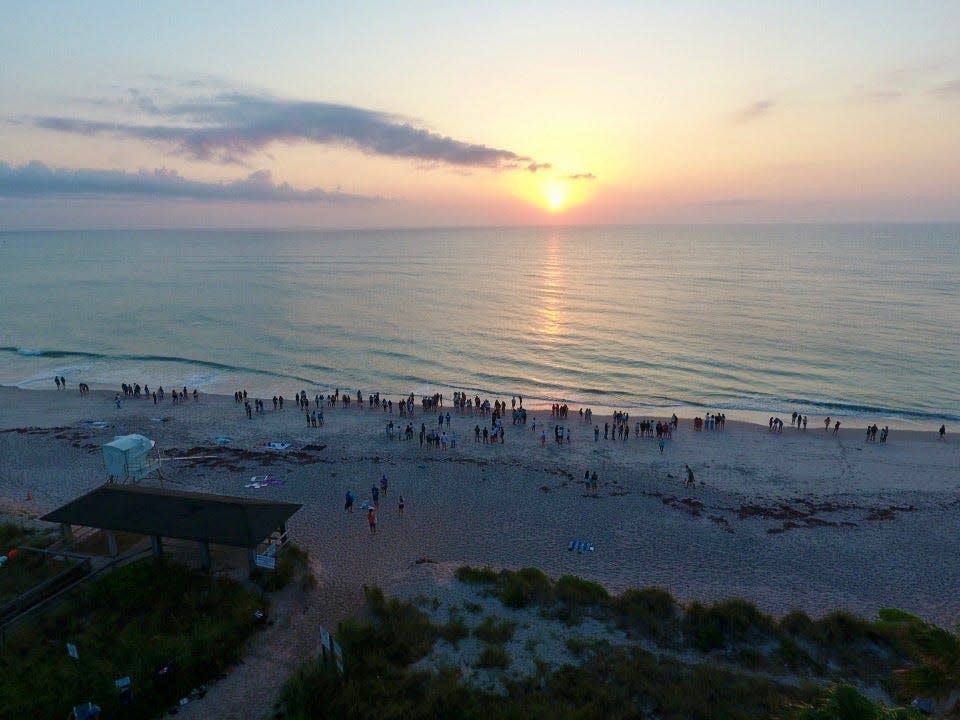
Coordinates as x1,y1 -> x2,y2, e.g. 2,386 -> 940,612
545,182 -> 568,211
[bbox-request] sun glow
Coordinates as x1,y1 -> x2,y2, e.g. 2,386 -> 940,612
506,169 -> 597,215
545,182 -> 568,211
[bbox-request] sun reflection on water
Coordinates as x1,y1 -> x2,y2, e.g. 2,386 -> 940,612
537,233 -> 566,338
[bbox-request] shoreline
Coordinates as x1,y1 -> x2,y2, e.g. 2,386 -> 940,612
0,382 -> 950,437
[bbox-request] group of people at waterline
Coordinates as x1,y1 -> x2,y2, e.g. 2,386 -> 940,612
60,376 -> 951,448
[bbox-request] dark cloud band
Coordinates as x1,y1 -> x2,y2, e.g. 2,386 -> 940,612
34,92 -> 548,170
0,162 -> 376,203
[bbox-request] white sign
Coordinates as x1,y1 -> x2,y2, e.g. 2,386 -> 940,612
66,642 -> 79,659
255,554 -> 276,570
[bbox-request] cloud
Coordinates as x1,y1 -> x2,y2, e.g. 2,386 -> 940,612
0,161 -> 377,203
732,100 -> 774,124
563,173 -> 596,181
32,92 -> 550,170
930,78 -> 960,98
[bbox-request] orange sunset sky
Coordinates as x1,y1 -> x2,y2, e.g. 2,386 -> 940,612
2,2 -> 959,228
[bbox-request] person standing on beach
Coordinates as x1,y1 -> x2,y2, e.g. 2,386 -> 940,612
398,494 -> 405,517
658,438 -> 665,454
591,471 -> 598,492
55,376 -> 61,390
833,420 -> 841,436
802,416 -> 807,430
367,507 -> 377,534
825,416 -> 831,431
371,484 -> 380,508
344,490 -> 354,513
380,474 -> 388,497
940,424 -> 947,440
685,464 -> 696,487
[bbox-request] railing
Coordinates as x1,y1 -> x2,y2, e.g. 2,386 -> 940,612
0,546 -> 151,647
0,557 -> 91,626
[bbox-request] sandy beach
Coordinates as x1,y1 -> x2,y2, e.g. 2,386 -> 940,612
2,384 -> 958,716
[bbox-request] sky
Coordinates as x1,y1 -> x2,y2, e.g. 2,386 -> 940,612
1,1 -> 959,229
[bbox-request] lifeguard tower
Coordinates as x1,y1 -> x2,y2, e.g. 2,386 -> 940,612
102,434 -> 161,483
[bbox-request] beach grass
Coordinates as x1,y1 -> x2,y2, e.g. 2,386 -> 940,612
274,568 -> 959,719
0,557 -> 266,719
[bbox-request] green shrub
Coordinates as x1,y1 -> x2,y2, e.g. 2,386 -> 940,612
781,609 -> 816,636
683,598 -> 770,651
737,647 -> 763,669
500,567 -> 551,608
439,616 -> 469,646
788,684 -> 920,719
877,608 -> 920,624
477,644 -> 511,669
359,585 -> 437,666
555,575 -> 609,607
611,587 -> 678,640
776,637 -> 823,673
455,565 -> 500,584
473,616 -> 516,644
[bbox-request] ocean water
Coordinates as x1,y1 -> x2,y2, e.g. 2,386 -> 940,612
0,225 -> 957,427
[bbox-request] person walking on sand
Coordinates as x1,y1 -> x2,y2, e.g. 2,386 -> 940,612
833,420 -> 841,436
371,483 -> 380,508
940,424 -> 947,440
398,494 -> 405,517
380,474 -> 389,497
685,464 -> 696,488
825,416 -> 831,431
658,438 -> 665,454
344,490 -> 355,513
591,471 -> 598,493
367,507 -> 377,534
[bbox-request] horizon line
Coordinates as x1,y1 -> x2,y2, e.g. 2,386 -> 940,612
4,219 -> 960,234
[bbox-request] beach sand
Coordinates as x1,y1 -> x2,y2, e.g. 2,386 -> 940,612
2,385 -> 958,717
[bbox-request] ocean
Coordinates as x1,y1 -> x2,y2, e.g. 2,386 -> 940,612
1,224 -> 957,428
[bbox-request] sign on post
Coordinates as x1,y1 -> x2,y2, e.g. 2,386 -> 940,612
116,676 -> 132,704
255,554 -> 276,570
